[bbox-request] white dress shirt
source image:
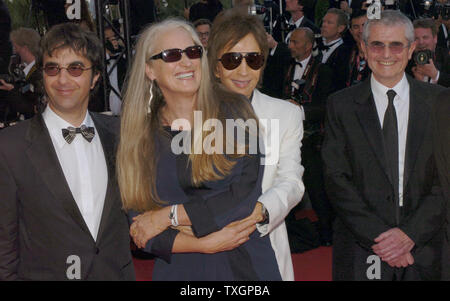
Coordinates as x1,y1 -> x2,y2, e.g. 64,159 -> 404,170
285,16 -> 304,43
43,106 -> 108,241
292,54 -> 312,85
371,73 -> 410,206
321,38 -> 343,64
23,60 -> 35,77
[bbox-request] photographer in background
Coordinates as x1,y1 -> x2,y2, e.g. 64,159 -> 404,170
408,18 -> 450,87
0,28 -> 42,121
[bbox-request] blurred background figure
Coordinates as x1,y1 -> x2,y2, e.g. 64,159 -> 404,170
103,24 -> 127,115
0,27 -> 41,123
193,18 -> 212,47
186,0 -> 223,23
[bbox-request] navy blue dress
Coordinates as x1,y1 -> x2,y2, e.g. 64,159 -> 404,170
129,127 -> 281,281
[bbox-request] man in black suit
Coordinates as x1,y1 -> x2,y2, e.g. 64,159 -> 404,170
409,18 -> 450,88
345,11 -> 371,87
319,8 -> 352,91
103,25 -> 127,116
272,0 -> 319,44
0,23 -> 135,280
432,89 -> 450,280
322,10 -> 446,280
0,28 -> 42,120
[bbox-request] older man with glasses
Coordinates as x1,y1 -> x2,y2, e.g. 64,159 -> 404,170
322,10 -> 446,281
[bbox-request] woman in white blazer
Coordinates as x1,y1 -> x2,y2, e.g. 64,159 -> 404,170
206,9 -> 305,280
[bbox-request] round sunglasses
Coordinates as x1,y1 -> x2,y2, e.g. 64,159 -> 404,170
218,52 -> 264,71
43,63 -> 93,77
150,45 -> 203,63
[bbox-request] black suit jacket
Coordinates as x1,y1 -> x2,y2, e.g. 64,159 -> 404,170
432,89 -> 450,230
0,112 -> 135,280
272,15 -> 319,44
322,76 -> 446,280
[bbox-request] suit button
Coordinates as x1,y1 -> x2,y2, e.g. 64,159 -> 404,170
95,247 -> 100,254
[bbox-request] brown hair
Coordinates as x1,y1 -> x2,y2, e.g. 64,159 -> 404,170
38,22 -> 103,76
207,9 -> 269,84
413,18 -> 438,37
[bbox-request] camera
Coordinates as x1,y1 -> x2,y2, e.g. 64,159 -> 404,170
0,54 -> 26,85
413,49 -> 433,65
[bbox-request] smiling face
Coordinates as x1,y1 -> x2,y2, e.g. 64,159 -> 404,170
215,33 -> 262,99
43,47 -> 99,121
350,15 -> 367,45
361,23 -> 415,87
414,27 -> 437,52
145,27 -> 202,102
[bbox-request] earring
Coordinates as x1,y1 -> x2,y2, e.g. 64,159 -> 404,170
147,81 -> 153,114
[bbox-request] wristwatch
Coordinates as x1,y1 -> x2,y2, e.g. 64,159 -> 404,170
259,203 -> 270,226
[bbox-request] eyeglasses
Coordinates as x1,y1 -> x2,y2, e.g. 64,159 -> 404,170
197,32 -> 210,38
43,63 -> 93,77
150,45 -> 203,63
218,52 -> 264,70
366,41 -> 410,54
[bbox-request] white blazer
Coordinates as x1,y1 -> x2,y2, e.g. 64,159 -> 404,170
251,89 -> 305,281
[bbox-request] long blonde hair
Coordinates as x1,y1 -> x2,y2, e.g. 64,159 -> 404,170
117,19 -> 258,212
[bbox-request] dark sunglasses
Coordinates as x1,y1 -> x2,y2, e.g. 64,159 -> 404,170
218,52 -> 264,70
43,63 -> 93,77
150,45 -> 203,63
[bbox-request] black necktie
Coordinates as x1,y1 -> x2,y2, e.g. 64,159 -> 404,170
294,61 -> 303,68
287,24 -> 297,32
383,90 -> 399,202
62,125 -> 95,144
319,40 -> 339,52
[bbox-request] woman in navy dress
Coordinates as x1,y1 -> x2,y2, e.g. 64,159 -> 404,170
117,19 -> 281,280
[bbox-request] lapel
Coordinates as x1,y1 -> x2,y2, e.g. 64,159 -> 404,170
25,114 -> 93,240
354,78 -> 392,185
90,113 -> 118,243
25,64 -> 37,81
403,77 -> 428,189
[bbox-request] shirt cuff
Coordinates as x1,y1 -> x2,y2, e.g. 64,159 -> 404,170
256,223 -> 269,236
431,71 -> 440,83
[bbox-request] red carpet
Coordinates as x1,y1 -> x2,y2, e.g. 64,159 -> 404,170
132,246 -> 332,281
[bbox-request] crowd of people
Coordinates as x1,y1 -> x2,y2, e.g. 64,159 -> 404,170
0,0 -> 449,281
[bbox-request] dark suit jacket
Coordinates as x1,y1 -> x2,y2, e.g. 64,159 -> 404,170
0,112 -> 135,280
437,24 -> 449,52
322,42 -> 353,92
322,76 -> 446,280
5,64 -> 42,118
272,15 -> 319,44
432,89 -> 450,280
432,89 -> 450,230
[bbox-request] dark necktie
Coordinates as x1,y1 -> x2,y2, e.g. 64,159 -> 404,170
62,125 -> 95,144
383,90 -> 399,203
287,24 -> 297,32
319,40 -> 339,52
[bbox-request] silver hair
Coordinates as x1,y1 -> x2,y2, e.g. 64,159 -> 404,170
362,10 -> 415,45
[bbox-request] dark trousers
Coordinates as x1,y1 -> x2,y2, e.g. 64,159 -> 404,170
301,133 -> 334,241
